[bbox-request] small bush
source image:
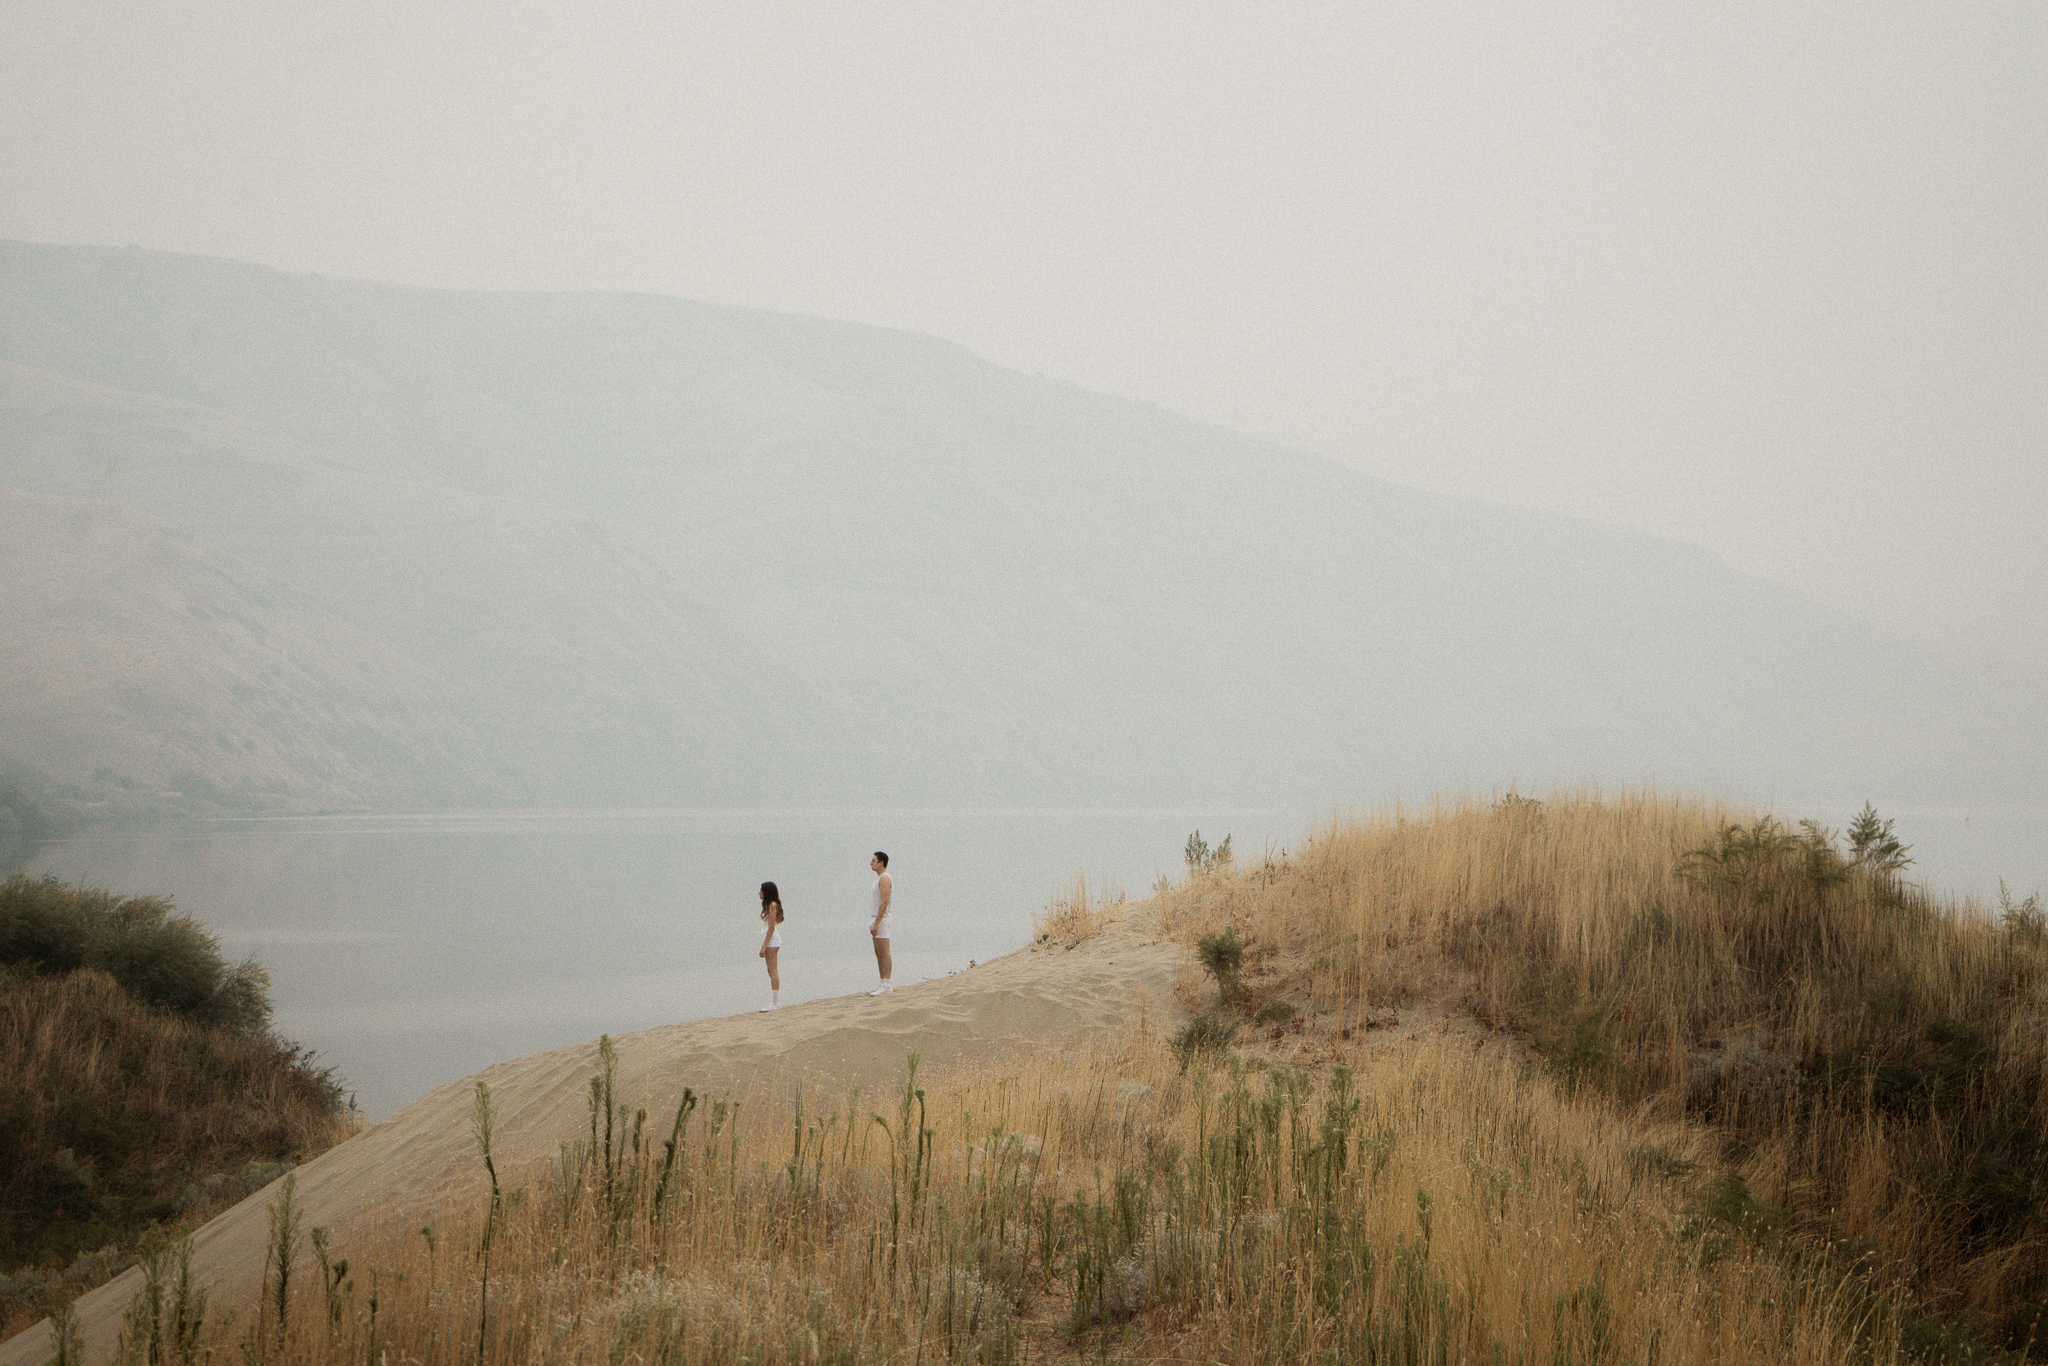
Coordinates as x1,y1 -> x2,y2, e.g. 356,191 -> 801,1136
2000,882 -> 2045,945
1253,1000 -> 1297,1027
1681,1173 -> 1792,1266
1195,927 -> 1245,1004
1846,802 -> 1913,877
1169,1013 -> 1237,1069
0,875 -> 270,1034
1183,831 -> 1233,877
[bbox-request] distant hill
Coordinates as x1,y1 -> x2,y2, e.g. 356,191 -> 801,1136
0,485 -> 497,806
0,240 -> 2037,809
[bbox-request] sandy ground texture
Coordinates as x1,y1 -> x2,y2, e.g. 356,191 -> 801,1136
1,908 -> 1185,1366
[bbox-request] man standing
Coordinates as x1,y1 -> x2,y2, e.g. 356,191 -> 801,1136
867,850 -> 893,995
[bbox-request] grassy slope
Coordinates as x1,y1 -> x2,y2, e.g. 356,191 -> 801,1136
1165,791 -> 2048,1358
0,896 -> 355,1341
95,791 -> 2045,1366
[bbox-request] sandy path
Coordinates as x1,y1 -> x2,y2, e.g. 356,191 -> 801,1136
2,909 -> 1182,1366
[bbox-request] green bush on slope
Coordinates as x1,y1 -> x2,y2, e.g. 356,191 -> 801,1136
0,877 -> 351,1339
0,874 -> 271,1034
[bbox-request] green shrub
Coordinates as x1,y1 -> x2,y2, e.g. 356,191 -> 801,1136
1183,830 -> 1233,876
1169,1013 -> 1237,1069
1846,802 -> 1913,877
1195,927 -> 1245,1004
1253,1000 -> 1297,1027
0,875 -> 270,1035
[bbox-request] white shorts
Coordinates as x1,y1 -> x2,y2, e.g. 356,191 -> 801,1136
765,929 -> 781,949
871,914 -> 892,941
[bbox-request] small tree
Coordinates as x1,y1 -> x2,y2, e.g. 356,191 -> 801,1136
1846,804 -> 1912,877
1184,831 -> 1233,877
1195,927 -> 1246,1005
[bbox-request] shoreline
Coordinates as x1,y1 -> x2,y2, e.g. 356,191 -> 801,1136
0,903 -> 1187,1366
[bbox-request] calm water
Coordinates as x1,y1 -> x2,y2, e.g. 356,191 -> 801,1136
21,806 -> 1292,1118
20,800 -> 2042,1120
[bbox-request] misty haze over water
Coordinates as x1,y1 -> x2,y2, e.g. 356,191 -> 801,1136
21,801 -> 2044,1120
20,806 -> 1288,1118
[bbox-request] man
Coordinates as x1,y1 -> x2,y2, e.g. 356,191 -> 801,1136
867,850 -> 893,995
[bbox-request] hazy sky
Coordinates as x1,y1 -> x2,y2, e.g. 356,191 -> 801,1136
6,1 -> 2044,667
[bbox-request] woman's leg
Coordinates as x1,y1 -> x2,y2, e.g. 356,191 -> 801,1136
764,947 -> 780,992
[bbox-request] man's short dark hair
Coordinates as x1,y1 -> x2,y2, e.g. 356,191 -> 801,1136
873,850 -> 889,868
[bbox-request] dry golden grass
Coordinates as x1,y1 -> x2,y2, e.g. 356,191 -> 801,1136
90,788 -> 2048,1364
1165,787 -> 2048,1355
149,1034 -> 1898,1366
1030,872 -> 1124,947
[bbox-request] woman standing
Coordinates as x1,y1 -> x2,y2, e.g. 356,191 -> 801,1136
758,881 -> 784,1011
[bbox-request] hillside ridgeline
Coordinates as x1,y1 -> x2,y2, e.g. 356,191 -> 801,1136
4,240 -> 2039,812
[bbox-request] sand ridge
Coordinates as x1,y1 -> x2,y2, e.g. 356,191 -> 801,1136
1,908 -> 1185,1366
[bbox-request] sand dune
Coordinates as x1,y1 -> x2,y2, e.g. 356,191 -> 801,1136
0,910 -> 1182,1365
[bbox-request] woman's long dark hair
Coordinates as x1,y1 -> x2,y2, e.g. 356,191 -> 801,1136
759,881 -> 784,923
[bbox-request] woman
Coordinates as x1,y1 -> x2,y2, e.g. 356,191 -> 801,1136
757,881 -> 784,1011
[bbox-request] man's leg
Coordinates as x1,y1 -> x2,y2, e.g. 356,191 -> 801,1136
871,935 -> 893,992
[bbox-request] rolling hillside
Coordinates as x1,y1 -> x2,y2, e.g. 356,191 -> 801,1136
0,486 -> 496,805
1,240 -> 2035,809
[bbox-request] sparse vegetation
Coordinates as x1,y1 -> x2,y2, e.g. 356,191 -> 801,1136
1031,872 -> 1122,946
0,878 -> 352,1339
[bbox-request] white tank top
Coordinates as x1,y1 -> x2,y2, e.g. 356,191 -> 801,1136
871,876 -> 887,914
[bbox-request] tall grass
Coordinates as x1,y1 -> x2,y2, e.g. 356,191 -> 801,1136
1167,788 -> 2048,1355
1031,872 -> 1124,946
0,966 -> 352,1334
159,1031 -> 1898,1365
